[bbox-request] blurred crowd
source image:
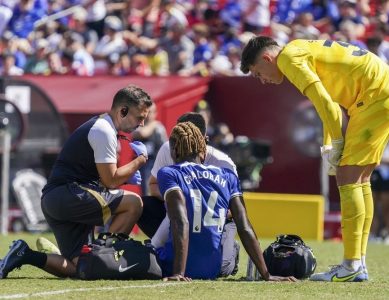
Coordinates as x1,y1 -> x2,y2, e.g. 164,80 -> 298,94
1,0 -> 389,77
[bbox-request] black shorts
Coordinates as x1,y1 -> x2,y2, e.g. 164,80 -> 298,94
371,169 -> 389,192
41,182 -> 123,260
137,196 -> 166,238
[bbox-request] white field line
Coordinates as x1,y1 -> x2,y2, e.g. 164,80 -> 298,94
0,280 -> 259,299
0,282 -> 187,299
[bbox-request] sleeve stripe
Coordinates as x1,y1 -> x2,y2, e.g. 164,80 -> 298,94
163,186 -> 182,200
229,192 -> 242,201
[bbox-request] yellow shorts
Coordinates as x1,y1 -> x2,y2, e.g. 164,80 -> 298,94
340,98 -> 389,166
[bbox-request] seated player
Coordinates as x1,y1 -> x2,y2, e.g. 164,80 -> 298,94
138,112 -> 239,277
156,122 -> 297,281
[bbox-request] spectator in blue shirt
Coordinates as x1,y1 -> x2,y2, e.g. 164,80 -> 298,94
8,0 -> 47,38
192,23 -> 213,65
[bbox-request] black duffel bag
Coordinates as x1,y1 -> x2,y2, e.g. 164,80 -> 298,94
76,232 -> 162,280
263,234 -> 317,279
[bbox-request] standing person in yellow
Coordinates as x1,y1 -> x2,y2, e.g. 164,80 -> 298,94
240,36 -> 389,282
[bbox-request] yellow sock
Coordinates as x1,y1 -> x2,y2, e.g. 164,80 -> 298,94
361,182 -> 374,256
339,183 -> 365,260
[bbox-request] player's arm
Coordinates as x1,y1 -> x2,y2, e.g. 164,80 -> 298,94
305,82 -> 344,173
164,189 -> 192,282
278,47 -> 342,143
229,195 -> 297,282
304,82 -> 343,142
321,101 -> 343,146
148,175 -> 163,200
322,124 -> 331,146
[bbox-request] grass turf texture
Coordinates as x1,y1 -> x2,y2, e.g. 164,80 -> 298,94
0,233 -> 388,299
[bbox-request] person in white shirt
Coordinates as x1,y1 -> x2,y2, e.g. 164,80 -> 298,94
239,0 -> 270,34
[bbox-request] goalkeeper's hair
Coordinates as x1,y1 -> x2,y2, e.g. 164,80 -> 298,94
240,36 -> 279,74
176,112 -> 206,136
170,122 -> 206,163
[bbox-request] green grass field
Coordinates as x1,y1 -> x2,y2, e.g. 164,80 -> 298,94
0,233 -> 388,300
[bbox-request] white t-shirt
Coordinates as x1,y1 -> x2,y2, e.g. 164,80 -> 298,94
239,0 -> 270,27
150,141 -> 237,177
88,114 -> 118,164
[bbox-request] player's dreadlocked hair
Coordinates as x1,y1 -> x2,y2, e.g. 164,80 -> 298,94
170,122 -> 207,163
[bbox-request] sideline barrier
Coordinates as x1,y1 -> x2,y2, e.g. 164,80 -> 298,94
244,192 -> 324,241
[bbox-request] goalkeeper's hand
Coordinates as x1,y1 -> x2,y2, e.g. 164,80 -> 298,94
320,144 -> 338,176
328,139 -> 344,167
320,139 -> 344,176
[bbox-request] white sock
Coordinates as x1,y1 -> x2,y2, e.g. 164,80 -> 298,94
343,259 -> 362,271
361,255 -> 367,270
151,216 -> 170,248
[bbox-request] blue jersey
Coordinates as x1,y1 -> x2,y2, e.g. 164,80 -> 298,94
157,162 -> 242,279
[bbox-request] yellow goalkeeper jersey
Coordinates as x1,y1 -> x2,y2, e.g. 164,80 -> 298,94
277,39 -> 389,116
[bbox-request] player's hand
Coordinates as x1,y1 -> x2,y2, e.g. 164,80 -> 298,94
163,274 -> 192,282
321,145 -> 337,176
130,141 -> 148,159
268,275 -> 298,282
328,139 -> 344,167
127,170 -> 142,185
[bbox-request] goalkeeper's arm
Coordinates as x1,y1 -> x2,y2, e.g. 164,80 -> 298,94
322,104 -> 343,146
304,82 -> 344,171
304,82 -> 343,142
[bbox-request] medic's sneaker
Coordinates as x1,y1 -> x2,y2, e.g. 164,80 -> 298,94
36,237 -> 61,255
309,264 -> 365,282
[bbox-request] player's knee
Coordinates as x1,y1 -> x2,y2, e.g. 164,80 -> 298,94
337,164 -> 377,186
121,193 -> 143,213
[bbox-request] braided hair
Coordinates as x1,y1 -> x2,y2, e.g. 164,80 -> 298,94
170,122 -> 207,163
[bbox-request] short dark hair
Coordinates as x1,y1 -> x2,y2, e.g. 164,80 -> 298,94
176,112 -> 206,136
111,85 -> 153,109
240,36 -> 279,74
